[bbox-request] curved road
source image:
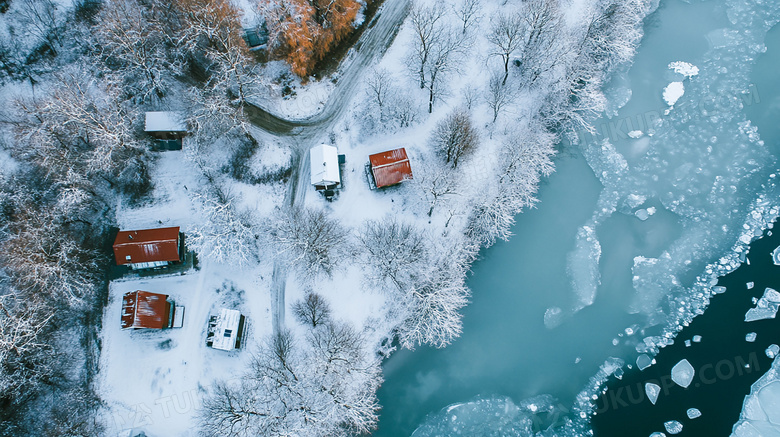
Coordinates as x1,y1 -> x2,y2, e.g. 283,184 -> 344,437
249,0 -> 411,335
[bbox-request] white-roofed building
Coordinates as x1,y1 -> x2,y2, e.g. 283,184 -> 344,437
206,309 -> 246,352
310,144 -> 341,190
144,111 -> 187,150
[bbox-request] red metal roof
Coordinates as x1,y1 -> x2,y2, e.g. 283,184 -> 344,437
113,227 -> 180,265
121,290 -> 171,329
369,148 -> 413,188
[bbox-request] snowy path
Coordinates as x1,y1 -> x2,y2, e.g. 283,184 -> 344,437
249,0 -> 411,336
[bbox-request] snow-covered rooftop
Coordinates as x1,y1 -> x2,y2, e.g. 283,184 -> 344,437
144,111 -> 187,133
310,144 -> 340,186
208,308 -> 243,352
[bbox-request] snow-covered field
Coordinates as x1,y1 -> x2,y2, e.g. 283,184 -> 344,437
100,150 -> 276,436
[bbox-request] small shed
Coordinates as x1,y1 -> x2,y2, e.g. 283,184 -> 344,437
242,25 -> 269,49
206,308 -> 246,351
121,290 -> 180,330
113,227 -> 182,270
368,147 -> 413,188
310,144 -> 341,190
144,112 -> 187,150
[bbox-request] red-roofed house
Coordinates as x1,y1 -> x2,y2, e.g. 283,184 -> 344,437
113,227 -> 182,270
121,290 -> 173,330
368,147 -> 413,188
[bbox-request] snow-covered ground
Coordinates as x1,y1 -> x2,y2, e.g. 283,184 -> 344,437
100,150 -> 277,436
100,264 -> 270,436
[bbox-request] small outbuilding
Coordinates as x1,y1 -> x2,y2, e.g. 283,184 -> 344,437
145,111 -> 187,150
113,227 -> 182,270
368,147 -> 413,188
310,144 -> 341,190
121,290 -> 183,330
206,308 -> 247,351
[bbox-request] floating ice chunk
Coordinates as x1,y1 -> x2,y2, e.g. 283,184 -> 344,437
568,226 -> 602,312
612,338 -> 620,346
693,335 -> 702,343
664,420 -> 683,434
685,339 -> 692,347
747,282 -> 755,290
636,209 -> 650,220
626,194 -> 647,208
713,286 -> 727,294
668,61 -> 699,78
575,356 -> 581,364
687,408 -> 701,419
628,130 -> 644,138
663,82 -> 685,107
544,307 -> 564,329
745,288 -> 780,322
637,354 -> 654,370
747,333 -> 757,342
646,383 -> 661,405
773,246 -> 780,265
757,381 -> 780,426
672,359 -> 695,388
650,433 -> 666,437
767,345 -> 779,359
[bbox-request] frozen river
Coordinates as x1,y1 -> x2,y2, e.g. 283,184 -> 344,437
375,0 -> 780,435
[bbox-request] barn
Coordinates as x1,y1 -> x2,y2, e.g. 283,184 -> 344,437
368,147 -> 413,188
145,111 -> 187,150
113,227 -> 182,270
121,290 -> 182,330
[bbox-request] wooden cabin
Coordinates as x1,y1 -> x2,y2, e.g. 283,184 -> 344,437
113,227 -> 182,270
121,290 -> 184,330
368,147 -> 413,188
145,111 -> 187,150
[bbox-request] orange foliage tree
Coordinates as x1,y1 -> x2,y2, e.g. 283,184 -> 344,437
260,0 -> 361,77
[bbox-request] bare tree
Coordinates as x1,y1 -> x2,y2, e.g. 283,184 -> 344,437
0,294 -> 52,367
422,28 -> 464,113
406,1 -> 447,89
356,218 -> 428,290
453,0 -> 481,34
267,207 -> 350,280
365,67 -> 392,118
94,0 -> 172,102
292,291 -> 332,328
198,381 -> 266,437
485,69 -> 516,123
398,254 -> 470,349
12,0 -> 61,51
466,127 -> 556,246
361,68 -> 421,135
430,108 -> 479,168
516,0 -> 564,85
486,11 -> 523,85
414,159 -> 460,217
201,327 -> 381,437
0,206 -> 103,306
462,84 -> 479,110
189,183 -> 260,266
308,321 -> 363,372
173,0 -> 255,103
